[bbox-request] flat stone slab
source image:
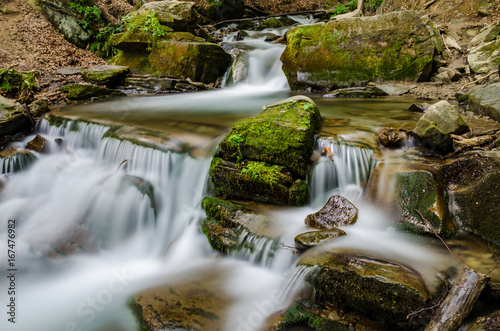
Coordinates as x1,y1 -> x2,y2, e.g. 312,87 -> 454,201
55,67 -> 83,75
468,82 -> 500,122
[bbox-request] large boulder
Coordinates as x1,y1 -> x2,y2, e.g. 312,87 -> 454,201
468,82 -> 500,122
305,195 -> 358,229
135,0 -> 196,31
468,39 -> 500,74
209,96 -> 322,205
412,101 -> 470,154
298,248 -> 443,330
39,0 -> 91,49
0,96 -> 29,136
442,151 -> 500,245
280,11 -> 442,91
111,31 -> 231,83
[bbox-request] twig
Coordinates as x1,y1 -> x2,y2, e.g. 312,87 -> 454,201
441,35 -> 452,56
461,70 -> 497,90
0,48 -> 12,56
423,0 -> 438,8
209,10 -> 325,28
414,209 -> 469,267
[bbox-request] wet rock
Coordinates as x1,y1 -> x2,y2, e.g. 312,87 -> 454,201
28,99 -> 49,118
39,0 -> 91,48
305,195 -> 358,229
395,169 -> 455,237
468,39 -> 500,74
378,127 -> 408,148
323,86 -> 388,98
294,229 -> 346,251
442,151 -> 500,245
131,268 -> 231,331
224,50 -> 249,85
0,95 -> 29,136
136,0 -> 196,31
80,65 -> 130,87
281,11 -> 442,90
257,16 -> 298,30
26,134 -> 48,153
59,83 -> 126,100
412,100 -> 470,154
201,197 -> 280,255
408,102 -> 431,113
471,26 -> 500,46
279,299 -> 389,331
210,96 -> 321,205
298,248 -> 442,330
433,71 -> 452,84
468,82 -> 500,122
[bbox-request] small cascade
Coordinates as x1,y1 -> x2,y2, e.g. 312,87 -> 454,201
0,150 -> 36,174
310,138 -> 375,205
230,229 -> 279,266
37,117 -> 111,149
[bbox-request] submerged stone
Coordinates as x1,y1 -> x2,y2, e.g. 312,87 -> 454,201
210,96 -> 321,205
468,82 -> 500,122
412,100 -> 470,154
26,134 -> 48,153
294,229 -> 346,251
80,65 -> 130,87
298,248 -> 441,330
305,195 -> 358,229
323,86 -> 388,98
281,11 -> 442,90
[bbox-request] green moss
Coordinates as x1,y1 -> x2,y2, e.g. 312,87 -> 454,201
281,300 -> 349,330
112,51 -> 152,74
59,83 -> 126,100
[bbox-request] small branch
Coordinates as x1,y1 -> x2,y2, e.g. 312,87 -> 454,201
0,48 -> 12,56
423,0 -> 439,9
209,10 -> 326,28
414,209 -> 469,267
461,70 -> 497,90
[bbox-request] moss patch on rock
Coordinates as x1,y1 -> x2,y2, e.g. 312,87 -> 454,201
280,11 -> 441,90
59,83 -> 126,100
80,65 -> 130,87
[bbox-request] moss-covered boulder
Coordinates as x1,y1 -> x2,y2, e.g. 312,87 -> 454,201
412,101 -> 470,154
468,39 -> 500,74
210,96 -> 321,205
59,83 -> 126,100
298,248 -> 442,330
468,82 -> 500,122
442,151 -> 500,245
201,197 -> 280,258
294,229 -> 346,251
305,195 -> 358,229
80,65 -> 130,87
111,31 -> 231,84
280,11 -> 442,90
135,0 -> 196,31
0,95 -> 29,136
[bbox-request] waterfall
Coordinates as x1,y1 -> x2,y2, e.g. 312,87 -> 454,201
0,150 -> 36,174
309,137 -> 376,206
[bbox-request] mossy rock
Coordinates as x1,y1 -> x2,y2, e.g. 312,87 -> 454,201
468,39 -> 500,74
442,151 -> 500,245
59,83 -> 126,100
201,197 -> 280,255
294,229 -> 346,251
412,100 -> 470,154
215,96 -> 322,178
298,248 -> 442,330
0,95 -> 29,136
280,11 -> 442,90
395,169 -> 455,237
468,82 -> 500,122
323,86 -> 389,98
80,65 -> 130,87
26,134 -> 48,153
256,16 -> 298,30
135,0 -> 196,31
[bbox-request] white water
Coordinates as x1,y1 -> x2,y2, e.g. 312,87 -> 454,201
0,23 -> 455,331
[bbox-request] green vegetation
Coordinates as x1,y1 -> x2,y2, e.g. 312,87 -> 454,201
122,11 -> 166,51
69,0 -> 123,57
0,67 -> 38,103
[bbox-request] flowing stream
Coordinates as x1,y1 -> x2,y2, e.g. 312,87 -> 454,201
0,20 -> 491,331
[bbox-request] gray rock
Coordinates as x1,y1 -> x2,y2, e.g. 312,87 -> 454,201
468,82 -> 500,122
465,29 -> 479,38
136,0 -> 196,31
305,195 -> 358,229
55,67 -> 83,75
0,96 -> 29,136
376,84 -> 410,96
468,39 -> 500,74
39,0 -> 91,49
434,71 -> 451,84
323,86 -> 388,98
471,26 -> 500,46
408,102 -> 431,113
412,100 -> 470,154
58,83 -> 126,100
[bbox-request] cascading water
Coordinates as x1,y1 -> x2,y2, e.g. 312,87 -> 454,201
0,18 -> 465,331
